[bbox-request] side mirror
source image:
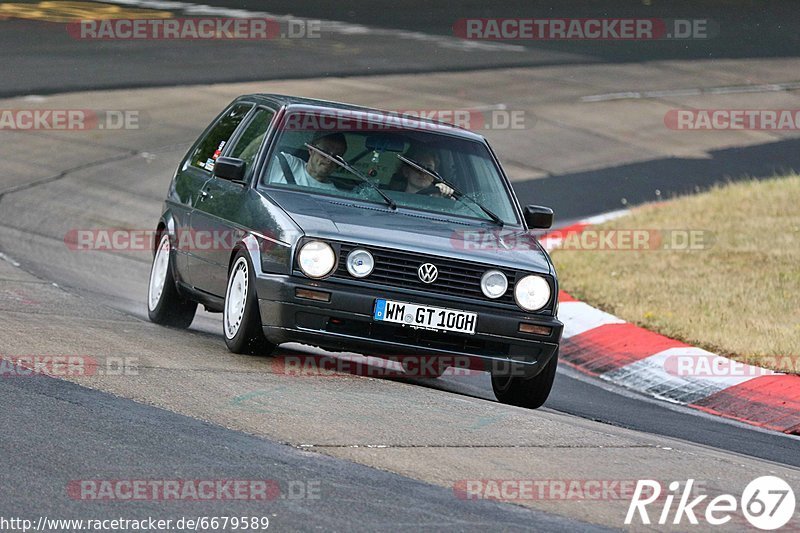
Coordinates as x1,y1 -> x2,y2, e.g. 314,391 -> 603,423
524,205 -> 554,229
214,156 -> 246,183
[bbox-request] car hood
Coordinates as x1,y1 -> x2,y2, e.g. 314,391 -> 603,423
266,190 -> 552,274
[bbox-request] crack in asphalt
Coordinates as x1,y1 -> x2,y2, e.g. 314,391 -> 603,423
0,126 -> 162,154
0,278 -> 53,283
0,150 -> 138,201
0,138 -> 191,201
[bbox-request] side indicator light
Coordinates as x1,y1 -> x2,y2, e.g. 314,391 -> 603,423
295,288 -> 331,302
518,323 -> 552,336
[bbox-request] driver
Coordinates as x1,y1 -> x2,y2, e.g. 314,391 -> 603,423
267,132 -> 347,190
388,145 -> 454,198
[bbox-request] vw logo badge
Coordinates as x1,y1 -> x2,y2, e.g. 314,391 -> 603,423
418,263 -> 438,284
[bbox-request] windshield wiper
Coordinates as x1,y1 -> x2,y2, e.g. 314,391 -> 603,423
305,143 -> 396,210
397,154 -> 504,226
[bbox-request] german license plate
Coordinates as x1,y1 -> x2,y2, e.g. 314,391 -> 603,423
373,299 -> 477,335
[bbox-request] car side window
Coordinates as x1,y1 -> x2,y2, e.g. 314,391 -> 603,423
228,107 -> 275,176
188,103 -> 252,172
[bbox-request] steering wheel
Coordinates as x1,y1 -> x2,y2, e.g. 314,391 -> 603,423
416,184 -> 461,199
416,185 -> 443,196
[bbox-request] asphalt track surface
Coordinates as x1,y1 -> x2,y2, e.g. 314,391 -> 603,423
1,374 -> 607,531
3,0 -> 800,98
2,1 -> 800,531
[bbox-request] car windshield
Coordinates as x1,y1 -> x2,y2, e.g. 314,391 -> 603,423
259,111 -> 520,225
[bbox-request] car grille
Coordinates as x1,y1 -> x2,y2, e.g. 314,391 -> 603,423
333,242 -> 518,305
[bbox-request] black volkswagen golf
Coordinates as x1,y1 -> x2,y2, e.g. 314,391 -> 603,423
147,94 -> 563,408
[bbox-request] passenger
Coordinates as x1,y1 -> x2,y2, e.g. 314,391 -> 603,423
388,145 -> 454,198
268,132 -> 347,190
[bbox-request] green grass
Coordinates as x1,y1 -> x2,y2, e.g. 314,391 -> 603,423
552,175 -> 800,372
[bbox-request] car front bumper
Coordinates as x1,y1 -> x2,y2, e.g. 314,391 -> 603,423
256,273 -> 562,378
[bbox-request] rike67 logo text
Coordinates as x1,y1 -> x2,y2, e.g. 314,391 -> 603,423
626,477 -> 796,530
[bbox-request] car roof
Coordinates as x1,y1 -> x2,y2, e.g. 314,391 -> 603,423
238,93 -> 488,142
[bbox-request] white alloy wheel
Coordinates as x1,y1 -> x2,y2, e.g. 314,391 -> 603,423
224,257 -> 249,339
148,234 -> 171,312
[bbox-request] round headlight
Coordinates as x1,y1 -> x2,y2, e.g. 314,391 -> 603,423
514,275 -> 551,311
480,270 -> 508,299
297,241 -> 336,278
346,249 -> 374,278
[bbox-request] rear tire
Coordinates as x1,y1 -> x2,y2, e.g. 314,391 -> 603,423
147,233 -> 197,328
491,349 -> 558,409
223,251 -> 275,356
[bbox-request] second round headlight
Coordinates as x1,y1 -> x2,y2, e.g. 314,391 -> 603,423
514,275 -> 551,311
480,270 -> 508,299
297,240 -> 336,278
346,249 -> 374,278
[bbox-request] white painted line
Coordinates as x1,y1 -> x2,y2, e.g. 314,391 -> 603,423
0,252 -> 21,267
559,301 -> 626,339
539,209 -> 630,252
582,81 -> 800,103
582,209 -> 629,225
469,103 -> 509,111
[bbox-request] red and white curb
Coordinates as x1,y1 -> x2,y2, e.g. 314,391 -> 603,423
542,213 -> 800,436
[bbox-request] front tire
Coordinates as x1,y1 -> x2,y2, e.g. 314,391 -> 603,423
223,252 -> 275,355
147,233 -> 197,328
491,349 -> 558,409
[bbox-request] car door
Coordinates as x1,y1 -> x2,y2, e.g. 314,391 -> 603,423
166,161 -> 208,288
168,102 -> 253,288
190,106 -> 276,297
